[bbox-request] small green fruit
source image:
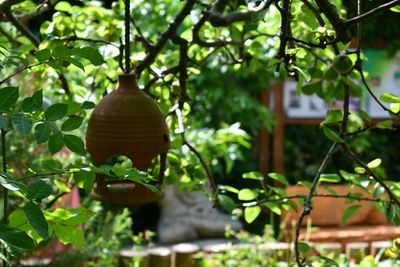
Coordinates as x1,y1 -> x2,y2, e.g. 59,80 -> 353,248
324,65 -> 339,81
332,54 -> 353,74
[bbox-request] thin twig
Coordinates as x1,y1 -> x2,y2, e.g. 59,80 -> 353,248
294,142 -> 338,266
4,8 -> 40,47
239,192 -> 392,207
0,62 -> 44,86
341,144 -> 400,208
345,0 -> 400,26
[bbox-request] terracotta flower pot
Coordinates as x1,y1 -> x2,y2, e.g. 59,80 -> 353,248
86,74 -> 170,205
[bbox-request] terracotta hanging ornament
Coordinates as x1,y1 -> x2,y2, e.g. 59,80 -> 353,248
86,73 -> 170,205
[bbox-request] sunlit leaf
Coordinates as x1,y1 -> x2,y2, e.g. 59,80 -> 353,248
244,206 -> 261,223
342,205 -> 362,225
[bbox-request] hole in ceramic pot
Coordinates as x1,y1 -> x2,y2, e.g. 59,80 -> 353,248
163,133 -> 169,143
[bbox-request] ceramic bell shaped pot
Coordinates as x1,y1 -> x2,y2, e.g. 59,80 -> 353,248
86,74 -> 170,205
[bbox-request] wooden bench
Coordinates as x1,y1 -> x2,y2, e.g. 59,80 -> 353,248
282,185 -> 400,251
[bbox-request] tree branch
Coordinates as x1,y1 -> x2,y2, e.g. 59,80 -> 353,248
314,0 -> 351,43
0,0 -> 24,12
134,0 -> 197,77
207,0 -> 273,27
294,142 -> 338,267
345,0 -> 400,26
4,8 -> 40,47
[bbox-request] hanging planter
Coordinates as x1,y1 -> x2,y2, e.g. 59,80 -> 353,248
86,74 -> 170,205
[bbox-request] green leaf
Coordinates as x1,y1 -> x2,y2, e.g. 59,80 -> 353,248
22,92 -> 43,113
323,109 -> 343,125
391,5 -> 400,12
322,125 -> 344,143
242,171 -> 264,181
72,47 -> 105,66
0,87 -> 19,110
81,101 -> 95,109
367,158 -> 381,169
218,194 -> 236,213
48,132 -> 64,154
264,202 -> 281,215
380,93 -> 400,103
73,171 -> 95,194
45,103 -> 68,121
319,173 -> 341,183
298,242 -> 312,253
62,208 -> 94,226
35,49 -> 51,63
11,114 -> 32,135
52,46 -> 70,58
34,123 -> 52,144
292,66 -> 311,82
24,201 -> 49,239
244,206 -> 261,223
268,172 -> 289,186
0,224 -> 34,251
61,116 -> 84,131
0,115 -> 8,129
376,120 -> 394,130
27,180 -> 52,201
54,1 -> 72,12
319,256 -> 339,267
238,188 -> 258,201
53,224 -> 84,248
64,134 -> 85,155
342,205 -> 362,225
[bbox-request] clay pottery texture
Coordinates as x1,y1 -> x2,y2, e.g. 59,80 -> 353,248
86,74 -> 170,205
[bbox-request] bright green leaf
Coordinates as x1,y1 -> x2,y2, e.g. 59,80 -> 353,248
53,224 -> 84,248
24,201 -> 49,239
34,123 -> 52,144
243,171 -> 263,181
376,120 -> 394,130
380,93 -> 400,103
391,5 -> 400,12
264,202 -> 281,215
268,172 -> 289,186
61,116 -> 84,131
292,66 -> 311,82
320,173 -> 341,183
11,114 -> 32,135
244,206 -> 261,223
324,109 -> 343,125
54,1 -> 72,12
238,188 -> 258,201
63,208 -> 94,226
367,158 -> 382,169
342,205 -> 362,225
45,103 -> 68,121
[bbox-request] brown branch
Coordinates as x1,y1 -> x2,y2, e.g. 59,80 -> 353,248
0,62 -> 44,86
239,192 -> 392,207
207,0 -> 273,27
134,0 -> 197,77
341,144 -> 400,208
4,8 -> 40,47
0,0 -> 24,12
294,142 -> 338,267
345,0 -> 400,26
0,25 -> 22,46
314,0 -> 351,43
59,35 -> 119,48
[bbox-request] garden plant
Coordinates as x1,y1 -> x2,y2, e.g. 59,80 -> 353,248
0,0 -> 400,266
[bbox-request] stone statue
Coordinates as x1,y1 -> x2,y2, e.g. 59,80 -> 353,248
157,185 -> 242,244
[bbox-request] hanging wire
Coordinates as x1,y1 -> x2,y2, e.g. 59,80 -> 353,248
124,0 -> 131,73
